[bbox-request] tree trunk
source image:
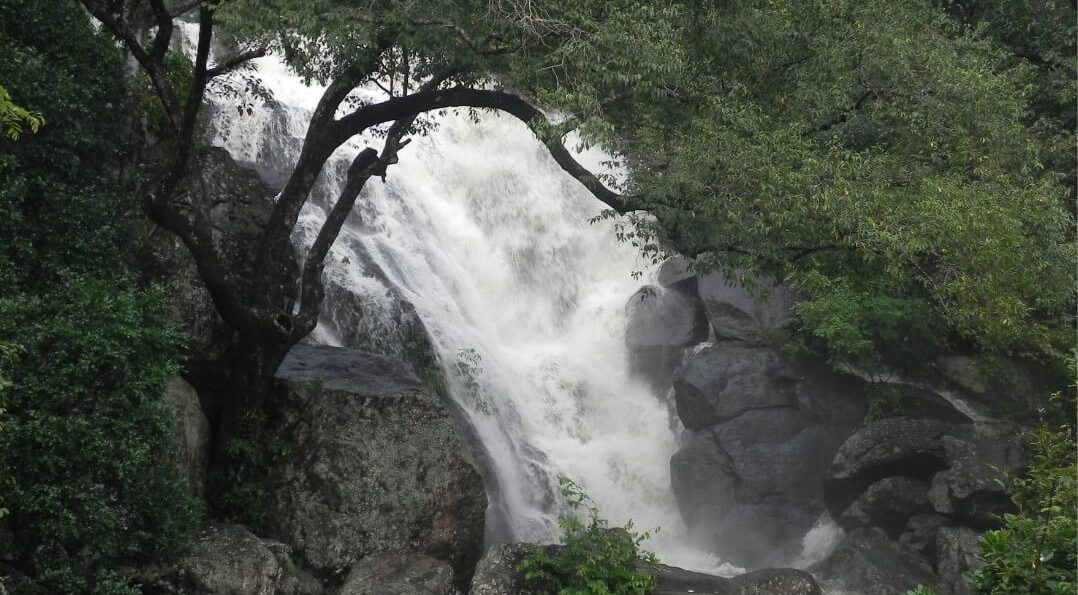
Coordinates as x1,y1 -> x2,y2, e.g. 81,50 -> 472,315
213,331 -> 292,462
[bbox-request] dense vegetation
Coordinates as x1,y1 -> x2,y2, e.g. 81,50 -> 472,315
0,0 -> 200,592
0,0 -> 1072,592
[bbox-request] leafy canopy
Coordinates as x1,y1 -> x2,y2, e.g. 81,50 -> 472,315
217,0 -> 1074,369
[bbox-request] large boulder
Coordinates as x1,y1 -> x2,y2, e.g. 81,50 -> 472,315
164,377 -> 211,497
338,552 -> 454,595
935,527 -> 983,595
823,417 -> 965,520
264,345 -> 487,579
696,273 -> 794,344
935,435 -> 1024,525
467,544 -> 820,595
672,343 -> 796,429
670,348 -> 864,567
625,285 -> 709,387
808,527 -> 942,595
136,523 -> 319,595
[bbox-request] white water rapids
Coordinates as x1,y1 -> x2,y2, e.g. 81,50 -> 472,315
194,40 -> 732,573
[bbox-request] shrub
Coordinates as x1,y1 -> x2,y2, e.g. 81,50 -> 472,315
518,478 -> 657,595
0,276 -> 201,593
968,418 -> 1076,594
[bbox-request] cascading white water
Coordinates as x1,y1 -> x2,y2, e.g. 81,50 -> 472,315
194,36 -> 729,573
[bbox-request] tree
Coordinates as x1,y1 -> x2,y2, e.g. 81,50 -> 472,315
79,0 -> 653,447
81,0 -> 1074,447
0,0 -> 200,590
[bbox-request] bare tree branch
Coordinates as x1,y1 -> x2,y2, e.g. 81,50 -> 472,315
208,46 -> 269,78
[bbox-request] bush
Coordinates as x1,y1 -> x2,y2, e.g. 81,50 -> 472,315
968,418 -> 1076,594
0,277 -> 202,593
518,478 -> 657,595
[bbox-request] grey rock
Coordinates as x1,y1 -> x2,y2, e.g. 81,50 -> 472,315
468,544 -> 546,595
656,255 -> 695,289
138,523 -> 308,595
266,345 -> 486,578
728,568 -> 821,595
696,273 -> 794,344
339,552 -> 454,595
936,527 -> 983,595
808,527 -> 941,595
939,435 -> 1024,525
625,285 -> 709,387
672,409 -> 849,567
928,470 -> 955,515
898,513 -> 950,559
824,418 -> 964,520
164,377 -> 211,497
672,343 -> 795,429
839,477 -> 932,535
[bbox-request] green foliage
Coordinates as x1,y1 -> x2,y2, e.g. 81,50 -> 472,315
0,0 -> 201,591
207,411 -> 291,529
0,83 -> 42,140
518,478 -> 657,595
905,587 -> 940,595
0,277 -> 201,593
968,421 -> 1077,594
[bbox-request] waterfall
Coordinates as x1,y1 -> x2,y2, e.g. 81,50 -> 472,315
191,33 -> 727,573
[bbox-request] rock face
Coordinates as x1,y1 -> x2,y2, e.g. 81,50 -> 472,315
264,345 -> 487,580
625,284 -> 709,387
630,256 -> 1049,592
137,523 -> 319,595
808,527 -> 942,595
164,377 -> 211,497
468,543 -> 821,595
696,271 -> 794,345
669,348 -> 866,567
338,552 -> 454,595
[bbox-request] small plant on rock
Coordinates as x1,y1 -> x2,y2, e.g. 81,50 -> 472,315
518,477 -> 658,595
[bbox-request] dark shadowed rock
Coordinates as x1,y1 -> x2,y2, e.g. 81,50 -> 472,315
656,255 -> 696,290
625,285 -> 709,387
266,345 -> 486,580
898,513 -> 950,559
808,528 -> 941,595
339,552 -> 454,595
672,343 -> 795,429
839,477 -> 932,535
696,273 -> 794,344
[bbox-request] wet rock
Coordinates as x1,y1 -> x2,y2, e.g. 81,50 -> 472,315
938,435 -> 1024,526
696,273 -> 794,344
468,544 -> 546,595
672,408 -> 850,567
164,377 -> 211,497
839,477 -> 932,535
656,255 -> 696,290
808,527 -> 941,595
824,418 -> 964,519
625,285 -> 709,387
672,343 -> 795,429
339,552 -> 454,595
265,345 -> 486,579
